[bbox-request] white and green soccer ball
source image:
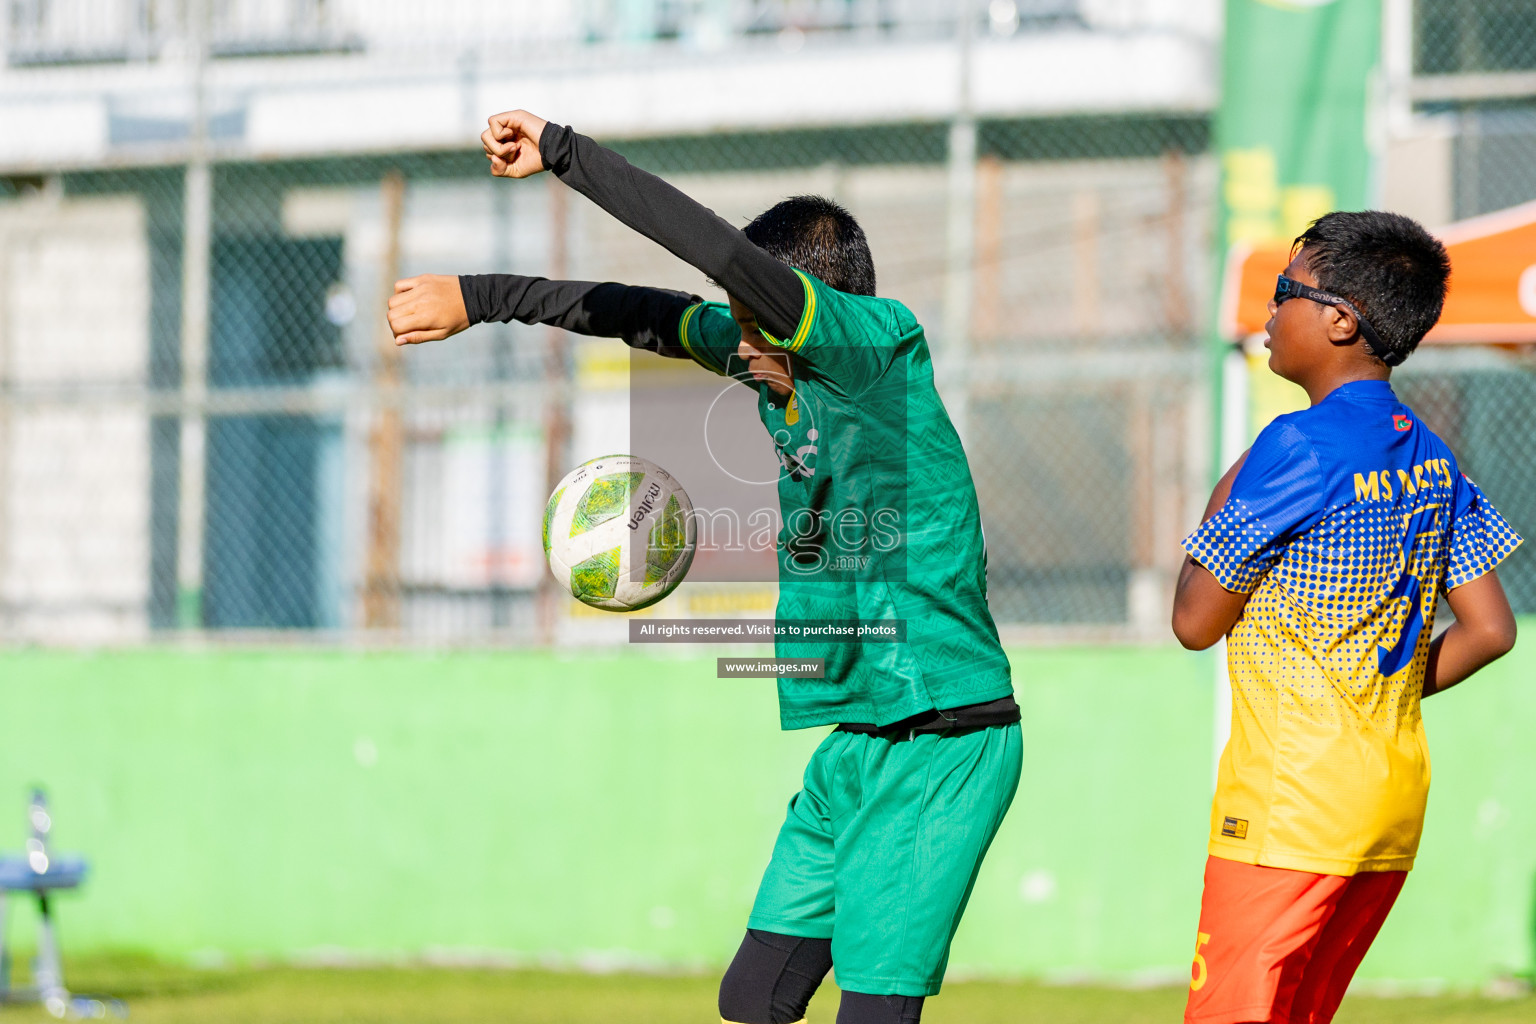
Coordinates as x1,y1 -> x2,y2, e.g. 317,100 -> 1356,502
542,455 -> 697,612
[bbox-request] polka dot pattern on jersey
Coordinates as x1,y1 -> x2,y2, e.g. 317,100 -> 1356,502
1183,497 -> 1277,595
1446,481 -> 1523,590
1227,495 -> 1451,730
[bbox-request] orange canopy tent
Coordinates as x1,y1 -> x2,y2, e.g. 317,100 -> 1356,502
1221,199 -> 1536,345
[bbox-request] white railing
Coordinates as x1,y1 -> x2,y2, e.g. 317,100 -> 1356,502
6,0 -> 156,62
4,0 -> 1215,67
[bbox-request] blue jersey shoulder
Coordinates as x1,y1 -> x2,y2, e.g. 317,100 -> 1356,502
1271,382 -> 1460,511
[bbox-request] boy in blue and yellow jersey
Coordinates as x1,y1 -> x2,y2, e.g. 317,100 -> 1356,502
1172,211 -> 1521,1024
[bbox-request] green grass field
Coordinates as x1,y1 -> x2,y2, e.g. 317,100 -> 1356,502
3,957 -> 1534,1023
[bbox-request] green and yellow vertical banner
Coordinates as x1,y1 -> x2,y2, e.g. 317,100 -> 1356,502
1215,0 -> 1383,439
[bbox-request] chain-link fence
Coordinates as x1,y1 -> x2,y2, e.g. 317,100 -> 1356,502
1,0 -> 1533,644
1400,0 -> 1536,615
1396,355 -> 1536,614
1414,0 -> 1536,76
0,113 -> 1214,643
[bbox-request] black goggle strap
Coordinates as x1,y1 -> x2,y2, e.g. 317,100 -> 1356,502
1273,276 -> 1401,366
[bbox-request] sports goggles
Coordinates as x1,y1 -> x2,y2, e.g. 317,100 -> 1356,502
1272,275 -> 1398,366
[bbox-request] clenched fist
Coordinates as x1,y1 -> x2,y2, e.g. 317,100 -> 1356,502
482,109 -> 549,179
388,275 -> 470,346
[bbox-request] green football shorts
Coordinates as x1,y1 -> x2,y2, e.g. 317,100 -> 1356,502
746,722 -> 1022,997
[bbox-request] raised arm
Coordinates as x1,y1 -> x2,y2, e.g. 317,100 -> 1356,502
481,109 -> 805,342
461,273 -> 697,357
388,272 -> 697,359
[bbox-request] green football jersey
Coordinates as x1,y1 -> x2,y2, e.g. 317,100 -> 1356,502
677,270 -> 1013,729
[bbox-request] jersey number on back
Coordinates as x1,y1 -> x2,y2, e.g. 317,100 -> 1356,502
1377,505 -> 1441,678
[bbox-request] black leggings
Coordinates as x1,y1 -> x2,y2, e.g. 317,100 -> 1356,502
718,929 -> 925,1024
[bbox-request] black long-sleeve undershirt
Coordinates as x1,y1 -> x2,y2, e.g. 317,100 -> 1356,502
459,274 -> 698,359
538,122 -> 806,342
458,124 -> 806,355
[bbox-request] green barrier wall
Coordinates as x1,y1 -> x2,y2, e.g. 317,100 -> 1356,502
0,638 -> 1531,985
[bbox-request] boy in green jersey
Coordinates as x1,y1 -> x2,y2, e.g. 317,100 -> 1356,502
389,110 -> 1021,1024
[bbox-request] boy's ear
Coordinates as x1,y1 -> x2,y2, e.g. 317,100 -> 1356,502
1325,303 -> 1362,346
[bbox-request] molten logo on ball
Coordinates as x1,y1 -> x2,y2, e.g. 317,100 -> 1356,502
543,455 -> 697,611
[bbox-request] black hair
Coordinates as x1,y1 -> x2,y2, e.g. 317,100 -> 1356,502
1293,210 -> 1451,366
743,195 -> 877,297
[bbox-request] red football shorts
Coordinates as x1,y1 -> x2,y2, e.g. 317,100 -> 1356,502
1184,855 -> 1406,1024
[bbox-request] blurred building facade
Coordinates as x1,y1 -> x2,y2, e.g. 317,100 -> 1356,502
0,0 -> 1221,642
0,0 -> 1530,644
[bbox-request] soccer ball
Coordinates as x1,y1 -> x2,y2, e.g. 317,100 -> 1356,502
542,455 -> 696,611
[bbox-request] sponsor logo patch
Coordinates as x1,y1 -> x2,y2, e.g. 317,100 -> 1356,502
1221,816 -> 1249,840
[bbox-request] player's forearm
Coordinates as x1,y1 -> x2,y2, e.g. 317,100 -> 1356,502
1171,559 -> 1249,650
539,124 -> 805,339
459,273 -> 695,356
1423,609 -> 1517,698
1424,570 -> 1517,698
1423,623 -> 1509,697
1170,450 -> 1254,649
